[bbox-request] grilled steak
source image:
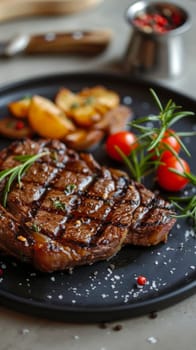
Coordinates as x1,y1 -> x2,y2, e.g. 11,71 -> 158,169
0,139 -> 176,272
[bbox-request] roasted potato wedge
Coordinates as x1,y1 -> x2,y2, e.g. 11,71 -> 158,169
0,116 -> 33,139
55,88 -> 81,115
79,86 -> 120,110
8,98 -> 31,118
70,105 -> 101,127
55,86 -> 120,128
56,88 -> 100,126
64,128 -> 104,150
93,103 -> 109,116
28,95 -> 75,139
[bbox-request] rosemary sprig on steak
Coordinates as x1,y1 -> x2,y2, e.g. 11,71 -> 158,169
0,151 -> 49,207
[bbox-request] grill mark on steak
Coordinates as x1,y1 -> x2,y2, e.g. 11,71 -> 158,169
5,140 -> 79,223
0,139 -> 176,272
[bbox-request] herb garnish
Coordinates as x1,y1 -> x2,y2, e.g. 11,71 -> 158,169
70,102 -> 80,109
118,89 -> 196,230
70,96 -> 95,109
64,183 -> 76,195
84,96 -> 95,105
169,167 -> 196,187
31,223 -> 41,232
118,89 -> 195,182
23,95 -> 31,100
130,89 -> 194,157
115,143 -> 159,183
50,150 -> 58,162
6,120 -> 16,128
50,198 -> 67,211
0,151 -> 49,207
170,195 -> 196,232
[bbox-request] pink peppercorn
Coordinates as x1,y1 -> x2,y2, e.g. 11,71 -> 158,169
136,275 -> 147,286
15,121 -> 25,130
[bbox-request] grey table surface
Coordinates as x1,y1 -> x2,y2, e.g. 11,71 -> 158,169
0,0 -> 195,349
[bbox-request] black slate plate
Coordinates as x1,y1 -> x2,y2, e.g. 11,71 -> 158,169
0,72 -> 195,322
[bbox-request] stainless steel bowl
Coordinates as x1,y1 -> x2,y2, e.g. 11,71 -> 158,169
124,1 -> 191,78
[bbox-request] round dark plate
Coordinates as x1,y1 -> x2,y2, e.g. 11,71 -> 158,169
0,72 -> 195,322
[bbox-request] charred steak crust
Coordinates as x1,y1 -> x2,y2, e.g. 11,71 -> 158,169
0,139 -> 176,272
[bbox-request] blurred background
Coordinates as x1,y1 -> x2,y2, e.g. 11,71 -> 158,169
0,0 -> 195,98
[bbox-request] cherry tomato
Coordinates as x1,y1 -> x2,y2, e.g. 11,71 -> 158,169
157,156 -> 190,191
106,131 -> 138,161
151,129 -> 181,160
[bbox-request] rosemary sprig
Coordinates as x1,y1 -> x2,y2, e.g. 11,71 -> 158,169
0,151 -> 49,207
170,195 -> 196,232
116,89 -> 196,231
115,144 -> 160,182
169,168 -> 196,186
118,89 -> 195,181
129,89 -> 194,156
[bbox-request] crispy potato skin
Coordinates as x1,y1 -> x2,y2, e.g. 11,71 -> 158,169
8,98 -> 31,118
28,96 -> 75,139
64,129 -> 104,150
55,88 -> 80,115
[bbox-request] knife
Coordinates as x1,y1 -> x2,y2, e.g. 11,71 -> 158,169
0,29 -> 112,57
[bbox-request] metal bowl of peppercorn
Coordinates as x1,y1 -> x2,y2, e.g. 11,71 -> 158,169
124,1 -> 191,78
